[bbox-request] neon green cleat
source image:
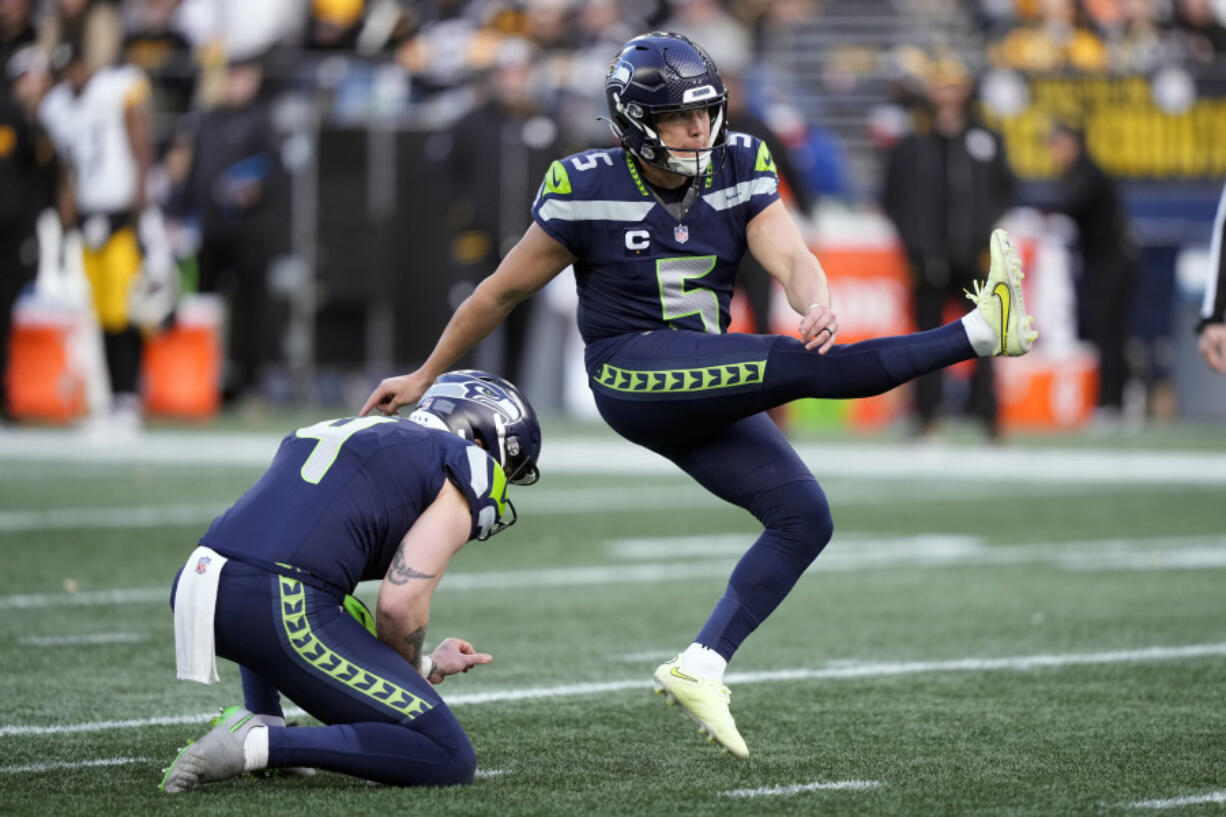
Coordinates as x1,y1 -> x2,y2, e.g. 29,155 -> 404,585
966,228 -> 1038,357
160,705 -> 257,793
652,656 -> 749,759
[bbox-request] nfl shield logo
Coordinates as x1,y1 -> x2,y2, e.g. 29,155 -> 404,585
195,556 -> 212,574
674,224 -> 689,244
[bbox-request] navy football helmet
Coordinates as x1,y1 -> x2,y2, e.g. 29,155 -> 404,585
605,31 -> 728,177
409,370 -> 541,486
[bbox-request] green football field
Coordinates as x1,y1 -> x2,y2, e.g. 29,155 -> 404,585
1,417 -> 1225,816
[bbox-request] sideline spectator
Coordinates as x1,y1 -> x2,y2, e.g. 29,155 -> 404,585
1048,123 -> 1138,424
881,56 -> 1018,441
444,38 -> 558,385
172,55 -> 285,406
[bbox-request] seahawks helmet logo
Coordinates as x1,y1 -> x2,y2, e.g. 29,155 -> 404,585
424,382 -> 523,422
608,59 -> 633,91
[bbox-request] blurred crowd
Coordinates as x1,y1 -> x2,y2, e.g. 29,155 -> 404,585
0,0 -> 866,192
2,0 -> 1224,429
983,0 -> 1226,75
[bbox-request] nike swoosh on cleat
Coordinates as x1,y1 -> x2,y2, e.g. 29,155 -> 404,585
993,281 -> 1010,355
670,666 -> 699,683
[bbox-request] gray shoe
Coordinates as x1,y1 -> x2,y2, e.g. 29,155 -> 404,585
160,706 -> 258,793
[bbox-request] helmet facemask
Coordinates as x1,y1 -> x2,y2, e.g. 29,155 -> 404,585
610,92 -> 727,178
491,412 -> 539,486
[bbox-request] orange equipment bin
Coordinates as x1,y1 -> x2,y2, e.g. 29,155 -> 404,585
997,347 -> 1098,430
5,304 -> 86,424
804,244 -> 915,429
728,241 -> 916,430
142,297 -> 222,419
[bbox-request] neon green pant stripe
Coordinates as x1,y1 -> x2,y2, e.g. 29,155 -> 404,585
594,359 -> 767,394
278,578 -> 433,720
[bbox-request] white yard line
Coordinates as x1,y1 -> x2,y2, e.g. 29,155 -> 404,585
473,769 -> 505,779
2,429 -> 1225,484
0,492 -> 727,532
5,533 -> 1226,611
607,532 -> 985,561
0,756 -> 152,773
607,533 -> 1226,572
0,504 -> 228,532
2,642 -> 1223,738
1123,791 -> 1226,809
0,483 -> 1185,534
721,780 -> 883,797
18,632 -> 147,647
0,587 -> 166,610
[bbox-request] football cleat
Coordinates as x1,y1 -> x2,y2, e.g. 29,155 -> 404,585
652,656 -> 748,759
965,228 -> 1037,357
160,705 -> 258,793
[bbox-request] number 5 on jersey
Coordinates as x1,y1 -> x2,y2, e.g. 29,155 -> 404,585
658,255 -> 719,334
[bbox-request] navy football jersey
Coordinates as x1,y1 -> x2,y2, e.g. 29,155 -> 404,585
200,417 -> 513,594
530,132 -> 780,346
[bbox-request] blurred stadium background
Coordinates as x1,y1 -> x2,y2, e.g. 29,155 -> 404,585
2,3 -> 1226,813
1,0 -> 1225,431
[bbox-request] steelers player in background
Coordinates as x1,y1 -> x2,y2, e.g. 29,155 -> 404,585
39,36 -> 158,429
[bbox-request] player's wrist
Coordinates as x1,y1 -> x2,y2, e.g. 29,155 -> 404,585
420,655 -> 437,679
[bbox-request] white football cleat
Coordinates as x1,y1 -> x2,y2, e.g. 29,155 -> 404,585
652,656 -> 749,759
965,228 -> 1037,357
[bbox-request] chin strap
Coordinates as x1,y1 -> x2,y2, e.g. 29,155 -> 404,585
663,150 -> 711,177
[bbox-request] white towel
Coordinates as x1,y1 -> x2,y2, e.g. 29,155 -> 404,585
173,546 -> 229,684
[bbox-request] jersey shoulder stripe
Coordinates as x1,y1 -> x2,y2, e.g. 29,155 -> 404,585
536,198 -> 655,223
85,66 -> 145,109
121,72 -> 152,108
702,176 -> 779,212
701,132 -> 779,211
534,147 -> 655,223
441,439 -> 514,541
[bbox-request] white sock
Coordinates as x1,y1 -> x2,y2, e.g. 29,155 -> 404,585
679,642 -> 727,681
961,310 -> 998,357
242,725 -> 269,772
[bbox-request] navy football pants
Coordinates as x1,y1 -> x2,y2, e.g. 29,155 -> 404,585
172,562 -> 475,786
589,324 -> 975,659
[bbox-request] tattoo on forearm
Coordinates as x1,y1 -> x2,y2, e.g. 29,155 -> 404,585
401,626 -> 426,668
387,546 -> 436,585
